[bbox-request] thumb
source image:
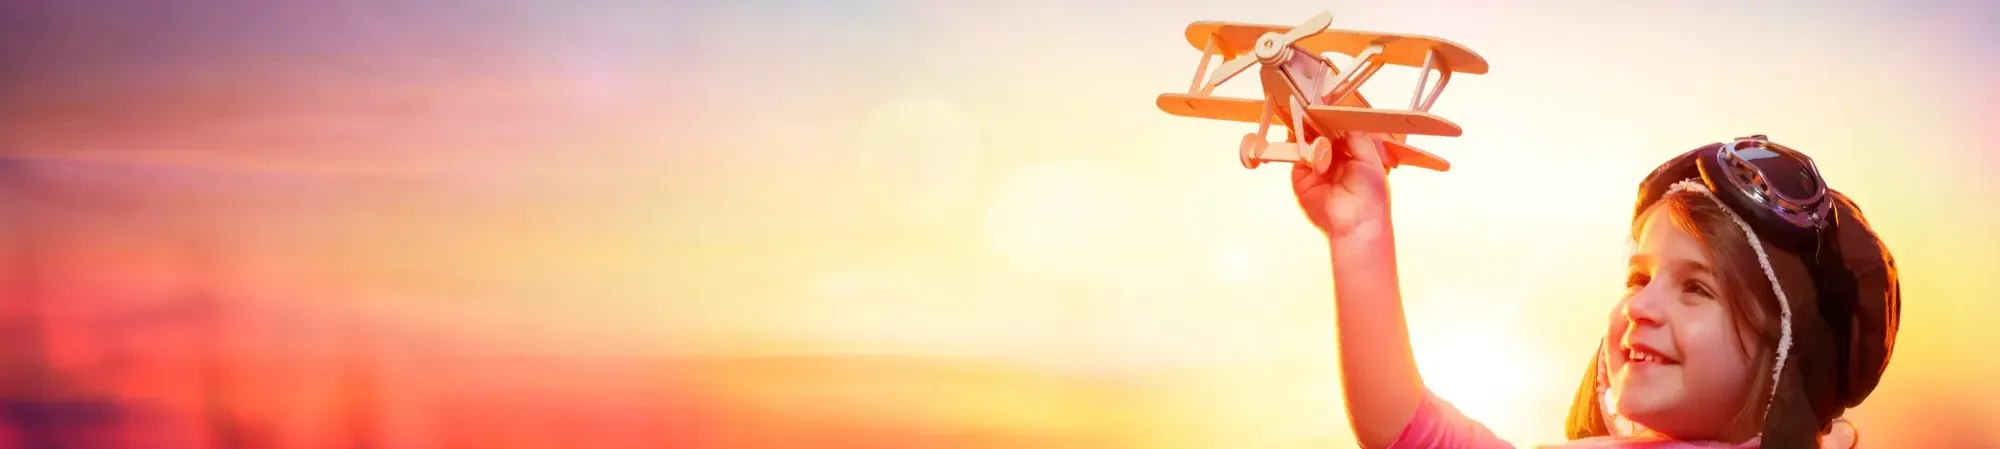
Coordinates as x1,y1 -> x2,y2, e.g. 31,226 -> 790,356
1291,162 -> 1319,196
1342,132 -> 1387,171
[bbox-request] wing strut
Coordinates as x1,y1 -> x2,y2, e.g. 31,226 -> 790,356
1323,44 -> 1386,107
1408,48 -> 1454,112
1189,35 -> 1218,94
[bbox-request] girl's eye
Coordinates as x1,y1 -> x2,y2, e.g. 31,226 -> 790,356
1625,272 -> 1651,290
1682,279 -> 1714,298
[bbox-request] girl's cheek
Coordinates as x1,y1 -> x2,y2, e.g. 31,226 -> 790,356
1605,307 -> 1628,370
1606,300 -> 1627,331
1680,311 -> 1743,373
1606,305 -> 1629,344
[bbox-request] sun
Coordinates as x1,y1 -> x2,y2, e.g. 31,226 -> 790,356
1403,287 -> 1564,444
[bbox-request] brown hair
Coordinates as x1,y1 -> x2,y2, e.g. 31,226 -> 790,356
1639,189 -> 1783,440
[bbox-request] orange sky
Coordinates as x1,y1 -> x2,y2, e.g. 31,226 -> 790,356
3,0 -> 1998,447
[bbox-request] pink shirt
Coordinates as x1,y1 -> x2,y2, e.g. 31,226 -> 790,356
1386,390 -> 1759,449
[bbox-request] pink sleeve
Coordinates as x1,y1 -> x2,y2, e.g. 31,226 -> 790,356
1384,389 -> 1515,449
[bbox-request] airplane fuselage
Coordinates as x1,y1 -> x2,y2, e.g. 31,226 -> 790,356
1257,45 -> 1336,140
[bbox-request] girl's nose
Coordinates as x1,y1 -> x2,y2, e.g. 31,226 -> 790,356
1622,283 -> 1669,327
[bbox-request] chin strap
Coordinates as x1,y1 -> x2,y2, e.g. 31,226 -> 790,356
1596,338 -> 1642,436
1829,418 -> 1858,449
1596,238 -> 1644,437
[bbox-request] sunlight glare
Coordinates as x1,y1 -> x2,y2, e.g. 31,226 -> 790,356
1210,242 -> 1257,285
1405,287 -> 1563,445
856,94 -> 984,226
982,164 -> 1132,277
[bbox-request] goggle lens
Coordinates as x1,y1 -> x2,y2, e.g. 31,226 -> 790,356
1733,143 -> 1821,202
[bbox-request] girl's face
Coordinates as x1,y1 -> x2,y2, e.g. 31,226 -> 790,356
1605,208 -> 1759,440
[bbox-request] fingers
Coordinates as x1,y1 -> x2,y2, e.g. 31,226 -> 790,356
1343,132 -> 1386,169
1295,131 -> 1391,197
1291,162 -> 1318,197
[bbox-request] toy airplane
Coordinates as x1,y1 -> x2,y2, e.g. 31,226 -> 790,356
1157,12 -> 1488,173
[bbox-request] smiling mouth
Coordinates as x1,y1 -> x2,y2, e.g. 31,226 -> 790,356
1625,347 -> 1680,365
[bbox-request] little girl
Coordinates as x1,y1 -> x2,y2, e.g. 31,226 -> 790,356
1292,133 -> 1899,449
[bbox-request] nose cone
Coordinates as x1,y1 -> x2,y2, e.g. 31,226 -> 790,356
1254,34 -> 1283,60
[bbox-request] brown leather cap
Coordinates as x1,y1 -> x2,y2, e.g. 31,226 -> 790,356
1565,185 -> 1900,448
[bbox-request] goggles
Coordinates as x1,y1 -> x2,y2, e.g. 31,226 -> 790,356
1636,135 -> 1835,254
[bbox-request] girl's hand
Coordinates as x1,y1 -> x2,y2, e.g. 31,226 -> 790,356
1293,132 -> 1395,241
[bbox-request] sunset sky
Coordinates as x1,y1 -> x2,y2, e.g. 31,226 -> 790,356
3,0 -> 1998,447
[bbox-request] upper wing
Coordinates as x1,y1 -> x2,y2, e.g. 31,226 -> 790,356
1157,93 -> 1265,123
1184,23 -> 1488,75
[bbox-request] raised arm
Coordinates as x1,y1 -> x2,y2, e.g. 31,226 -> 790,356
1291,133 -> 1427,448
1329,203 -> 1428,448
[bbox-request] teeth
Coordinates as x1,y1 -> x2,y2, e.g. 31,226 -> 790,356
1627,350 -> 1660,363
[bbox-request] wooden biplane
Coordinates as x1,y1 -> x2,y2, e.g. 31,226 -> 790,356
1156,12 -> 1488,173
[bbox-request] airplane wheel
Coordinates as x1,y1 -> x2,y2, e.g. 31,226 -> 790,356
1239,133 -> 1262,169
1308,136 -> 1335,174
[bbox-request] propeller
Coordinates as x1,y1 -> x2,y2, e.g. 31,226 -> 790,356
1201,11 -> 1334,93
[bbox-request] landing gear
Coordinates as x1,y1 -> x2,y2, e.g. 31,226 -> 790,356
1239,133 -> 1264,169
1306,135 -> 1334,174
